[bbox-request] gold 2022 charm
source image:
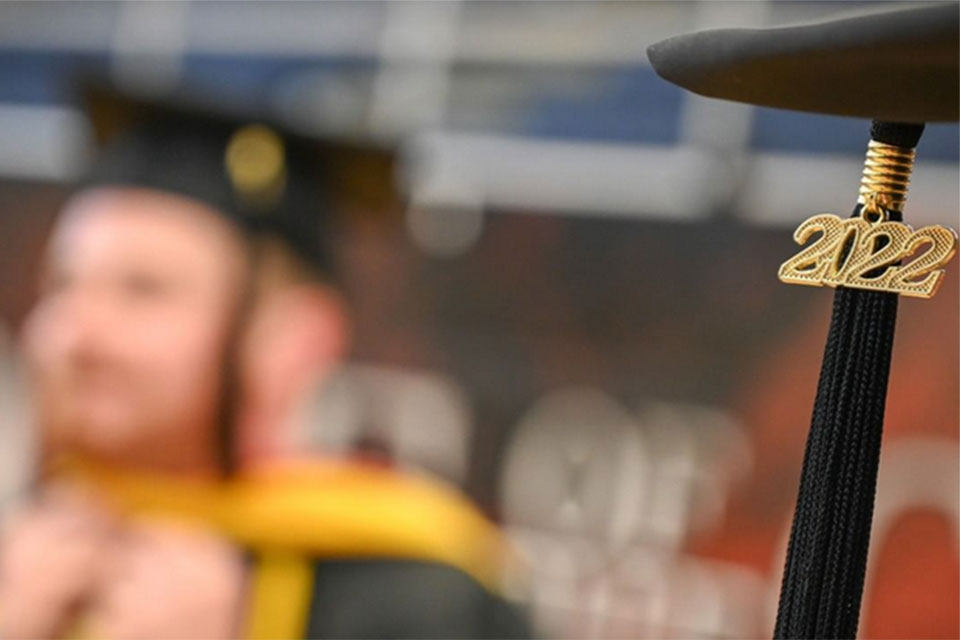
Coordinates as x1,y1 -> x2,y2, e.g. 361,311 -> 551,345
778,209 -> 958,299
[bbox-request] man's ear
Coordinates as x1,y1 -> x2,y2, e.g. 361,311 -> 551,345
237,285 -> 349,462
255,285 -> 349,387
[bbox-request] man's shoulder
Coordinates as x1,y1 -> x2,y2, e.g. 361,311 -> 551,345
230,459 -> 512,590
239,461 -> 533,638
305,557 -> 531,639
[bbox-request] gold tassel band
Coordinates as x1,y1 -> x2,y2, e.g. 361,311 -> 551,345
857,140 -> 916,213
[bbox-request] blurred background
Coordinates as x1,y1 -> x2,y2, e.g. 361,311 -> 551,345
0,1 -> 956,638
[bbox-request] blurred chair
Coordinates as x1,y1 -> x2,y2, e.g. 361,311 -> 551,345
636,403 -> 753,547
597,549 -> 766,638
307,363 -> 472,485
498,386 -> 649,637
0,323 -> 32,515
500,393 -> 765,638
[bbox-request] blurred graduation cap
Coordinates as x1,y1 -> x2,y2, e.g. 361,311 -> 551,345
648,5 -> 957,640
79,83 -> 400,273
647,2 -> 959,122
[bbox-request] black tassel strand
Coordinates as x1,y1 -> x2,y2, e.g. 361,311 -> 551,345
773,121 -> 924,639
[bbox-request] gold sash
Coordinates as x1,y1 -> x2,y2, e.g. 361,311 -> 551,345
52,457 -> 512,639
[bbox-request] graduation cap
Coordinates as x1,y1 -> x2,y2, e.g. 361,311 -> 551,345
649,5 -> 958,639
648,2 -> 959,122
79,83 -> 399,275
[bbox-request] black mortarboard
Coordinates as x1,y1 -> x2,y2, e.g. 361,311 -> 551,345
649,5 -> 958,640
647,3 -> 959,122
79,83 -> 398,275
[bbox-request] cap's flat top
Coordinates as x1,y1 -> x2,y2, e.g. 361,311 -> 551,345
647,3 -> 959,122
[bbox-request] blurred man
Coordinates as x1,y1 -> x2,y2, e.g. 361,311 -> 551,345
0,88 -> 528,639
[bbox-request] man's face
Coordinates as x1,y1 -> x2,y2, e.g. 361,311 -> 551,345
22,187 -> 247,471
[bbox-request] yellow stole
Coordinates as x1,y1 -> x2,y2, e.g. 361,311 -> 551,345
53,458 -> 512,639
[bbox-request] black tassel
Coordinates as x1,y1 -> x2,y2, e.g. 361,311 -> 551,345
773,121 -> 925,639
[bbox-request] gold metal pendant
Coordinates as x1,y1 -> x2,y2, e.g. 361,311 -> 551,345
778,207 -> 958,298
778,139 -> 958,299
